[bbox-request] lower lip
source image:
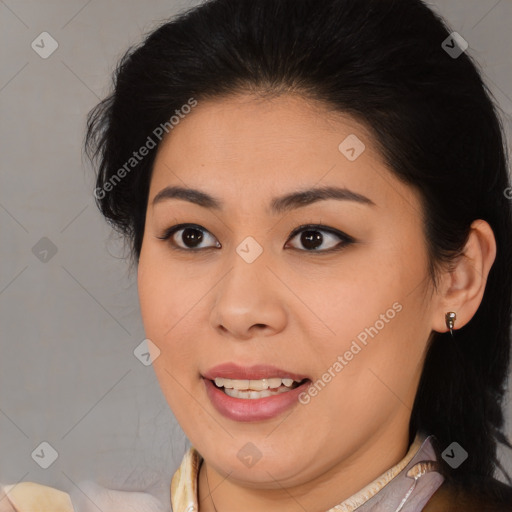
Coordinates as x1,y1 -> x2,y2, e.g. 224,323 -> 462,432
203,378 -> 311,422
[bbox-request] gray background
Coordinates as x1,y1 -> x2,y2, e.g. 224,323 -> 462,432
1,0 -> 511,506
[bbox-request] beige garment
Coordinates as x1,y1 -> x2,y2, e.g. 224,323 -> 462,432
170,434 -> 424,512
1,482 -> 74,512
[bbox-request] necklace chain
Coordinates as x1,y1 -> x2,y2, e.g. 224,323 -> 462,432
204,463 -> 219,512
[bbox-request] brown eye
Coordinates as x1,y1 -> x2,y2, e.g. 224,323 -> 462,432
157,224 -> 221,250
178,226 -> 205,248
285,225 -> 354,252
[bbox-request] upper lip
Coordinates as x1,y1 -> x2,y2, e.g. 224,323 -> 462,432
203,363 -> 309,381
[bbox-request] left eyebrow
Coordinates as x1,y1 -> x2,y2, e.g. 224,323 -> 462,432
270,185 -> 376,214
151,185 -> 376,214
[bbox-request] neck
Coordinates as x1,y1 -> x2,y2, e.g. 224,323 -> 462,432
197,425 -> 414,512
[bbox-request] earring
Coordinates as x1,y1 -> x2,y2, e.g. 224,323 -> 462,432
445,312 -> 456,337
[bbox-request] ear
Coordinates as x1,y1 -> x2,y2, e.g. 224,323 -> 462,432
431,219 -> 497,334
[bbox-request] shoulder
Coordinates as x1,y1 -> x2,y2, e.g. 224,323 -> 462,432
1,481 -> 74,512
423,476 -> 512,512
1,479 -> 169,512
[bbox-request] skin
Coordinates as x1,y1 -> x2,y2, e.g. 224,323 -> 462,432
137,93 -> 496,512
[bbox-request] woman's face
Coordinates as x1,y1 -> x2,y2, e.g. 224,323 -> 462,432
137,93 -> 438,488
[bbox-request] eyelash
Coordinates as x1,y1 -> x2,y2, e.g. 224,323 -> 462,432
156,223 -> 355,254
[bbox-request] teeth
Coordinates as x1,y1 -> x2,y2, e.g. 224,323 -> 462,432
213,377 -> 302,391
223,387 -> 294,399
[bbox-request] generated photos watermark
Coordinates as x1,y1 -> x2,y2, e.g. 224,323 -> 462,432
94,97 -> 198,200
298,301 -> 403,405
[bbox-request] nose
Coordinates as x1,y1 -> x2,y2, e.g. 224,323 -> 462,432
209,250 -> 288,341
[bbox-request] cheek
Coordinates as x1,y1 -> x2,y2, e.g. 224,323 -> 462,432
137,256 -> 202,420
138,258 -> 166,337
138,250 -> 192,340
304,254 -> 428,411
137,251 -> 211,384
311,295 -> 427,435
306,259 -> 402,351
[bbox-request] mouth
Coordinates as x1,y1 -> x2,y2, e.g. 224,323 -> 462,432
201,363 -> 312,422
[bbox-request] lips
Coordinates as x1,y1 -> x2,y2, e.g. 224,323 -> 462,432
202,363 -> 311,422
202,362 -> 309,381
203,377 -> 310,421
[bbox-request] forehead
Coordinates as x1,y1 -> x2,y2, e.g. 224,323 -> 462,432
154,93 -> 372,164
148,93 -> 418,216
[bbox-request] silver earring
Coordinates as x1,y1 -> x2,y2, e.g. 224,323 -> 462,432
445,312 -> 456,337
